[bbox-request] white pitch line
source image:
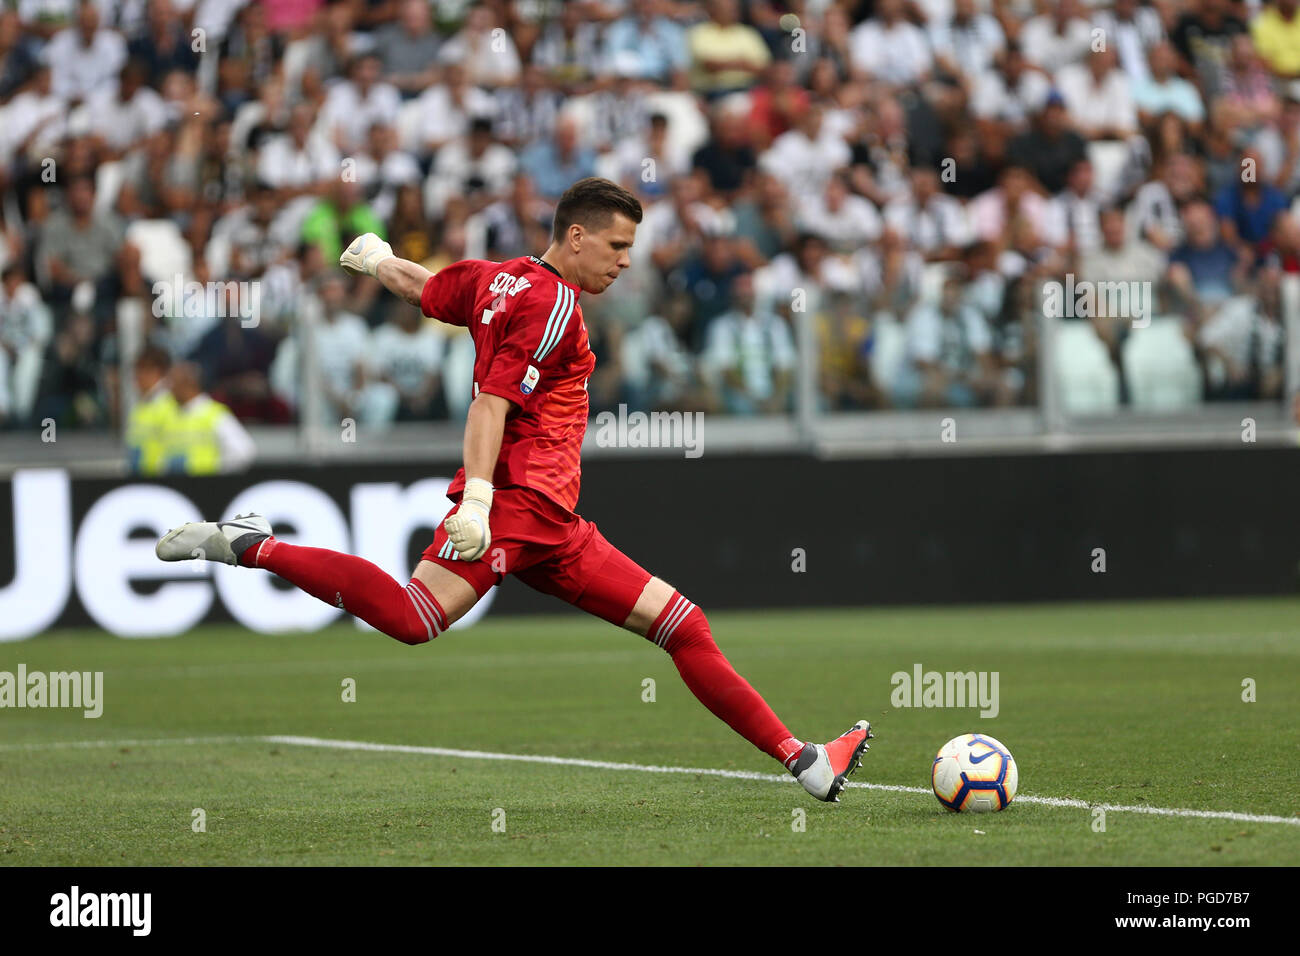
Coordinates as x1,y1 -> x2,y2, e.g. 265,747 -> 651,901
10,734 -> 1300,828
0,735 -> 255,752
264,735 -> 1300,828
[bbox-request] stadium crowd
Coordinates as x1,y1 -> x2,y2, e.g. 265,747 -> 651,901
0,0 -> 1295,435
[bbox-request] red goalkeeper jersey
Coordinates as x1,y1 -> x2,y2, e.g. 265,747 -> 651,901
420,255 -> 595,513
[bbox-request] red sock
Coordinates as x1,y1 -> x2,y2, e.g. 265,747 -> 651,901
245,538 -> 446,645
648,593 -> 804,768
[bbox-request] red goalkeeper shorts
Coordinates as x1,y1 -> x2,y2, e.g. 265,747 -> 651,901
421,485 -> 653,626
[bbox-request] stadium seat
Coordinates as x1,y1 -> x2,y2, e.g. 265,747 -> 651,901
93,161 -> 125,216
127,220 -> 193,284
280,38 -> 315,98
396,99 -> 426,154
203,231 -> 232,279
642,90 -> 710,160
229,100 -> 268,155
1122,317 -> 1202,411
1087,140 -> 1130,204
1054,321 -> 1121,414
918,263 -> 951,306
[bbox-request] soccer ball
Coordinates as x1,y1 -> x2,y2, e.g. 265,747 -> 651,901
931,733 -> 1018,812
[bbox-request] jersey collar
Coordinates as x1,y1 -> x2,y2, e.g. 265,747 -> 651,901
529,255 -> 571,284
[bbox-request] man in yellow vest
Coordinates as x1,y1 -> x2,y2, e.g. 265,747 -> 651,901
126,346 -> 178,475
164,362 -> 256,474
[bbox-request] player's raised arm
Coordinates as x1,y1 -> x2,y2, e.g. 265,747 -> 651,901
339,232 -> 431,307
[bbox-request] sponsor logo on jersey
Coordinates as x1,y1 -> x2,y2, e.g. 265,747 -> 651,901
521,365 -> 540,394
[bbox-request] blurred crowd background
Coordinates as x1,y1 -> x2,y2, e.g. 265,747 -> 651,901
0,0 -> 1297,458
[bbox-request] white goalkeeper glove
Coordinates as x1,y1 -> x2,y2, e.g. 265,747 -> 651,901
339,232 -> 394,277
444,478 -> 493,562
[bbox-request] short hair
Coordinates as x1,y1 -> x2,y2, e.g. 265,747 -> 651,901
552,177 -> 643,242
135,344 -> 172,373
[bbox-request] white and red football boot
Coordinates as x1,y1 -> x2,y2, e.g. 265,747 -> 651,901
156,513 -> 272,566
789,720 -> 873,802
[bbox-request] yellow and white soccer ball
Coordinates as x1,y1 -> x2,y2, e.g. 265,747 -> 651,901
931,733 -> 1018,812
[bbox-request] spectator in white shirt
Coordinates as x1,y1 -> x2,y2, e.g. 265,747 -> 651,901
885,166 -> 972,261
702,272 -> 797,415
760,103 -> 852,206
971,42 -> 1053,128
425,115 -> 518,218
257,102 -> 341,199
316,52 -> 401,155
440,5 -> 521,88
310,273 -> 374,426
368,306 -> 447,422
1049,157 -> 1104,256
351,123 -> 422,224
190,0 -> 244,45
1,65 -> 67,165
754,232 -> 861,322
78,57 -> 168,156
596,111 -> 691,201
0,262 -> 54,424
42,0 -> 126,103
848,0 -> 933,87
931,0 -> 1006,82
896,273 -> 998,408
796,172 -> 884,253
411,61 -> 497,155
1093,0 -> 1164,84
1020,0 -> 1094,71
1055,47 -> 1138,140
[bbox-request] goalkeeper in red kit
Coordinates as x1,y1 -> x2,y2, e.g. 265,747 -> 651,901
157,177 -> 871,802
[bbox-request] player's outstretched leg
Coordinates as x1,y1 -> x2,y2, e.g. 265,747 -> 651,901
570,543 -> 874,802
156,513 -> 463,645
643,590 -> 873,802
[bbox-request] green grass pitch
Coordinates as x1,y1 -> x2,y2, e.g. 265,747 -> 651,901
2,598 -> 1298,866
